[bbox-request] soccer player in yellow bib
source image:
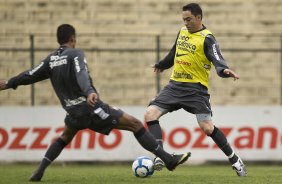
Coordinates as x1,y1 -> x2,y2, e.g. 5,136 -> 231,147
144,3 -> 246,176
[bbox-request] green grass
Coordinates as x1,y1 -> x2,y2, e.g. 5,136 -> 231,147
0,163 -> 281,184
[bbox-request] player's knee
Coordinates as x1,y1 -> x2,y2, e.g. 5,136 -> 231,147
144,106 -> 160,122
144,109 -> 152,120
198,120 -> 214,135
59,135 -> 71,144
119,113 -> 143,132
60,132 -> 76,144
202,126 -> 214,135
130,117 -> 143,132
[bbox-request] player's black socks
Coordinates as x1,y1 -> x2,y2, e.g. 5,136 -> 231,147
45,138 -> 67,160
35,138 -> 67,174
209,126 -> 238,164
134,127 -> 171,163
147,120 -> 163,148
134,127 -> 159,152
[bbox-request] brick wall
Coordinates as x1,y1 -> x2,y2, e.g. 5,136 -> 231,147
0,0 -> 281,106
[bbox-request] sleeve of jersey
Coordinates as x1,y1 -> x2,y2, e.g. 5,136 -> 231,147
155,33 -> 179,70
6,59 -> 50,89
73,50 -> 96,96
204,35 -> 230,78
155,43 -> 175,70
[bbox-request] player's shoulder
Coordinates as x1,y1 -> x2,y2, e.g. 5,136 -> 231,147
200,27 -> 216,43
67,47 -> 84,53
65,48 -> 85,57
199,29 -> 213,37
204,34 -> 217,44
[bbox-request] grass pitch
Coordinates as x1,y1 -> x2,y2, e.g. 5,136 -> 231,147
0,163 -> 281,184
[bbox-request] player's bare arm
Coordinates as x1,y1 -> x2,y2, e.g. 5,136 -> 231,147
223,69 -> 240,80
0,80 -> 8,90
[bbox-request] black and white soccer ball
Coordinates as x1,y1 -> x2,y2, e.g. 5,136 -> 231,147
132,156 -> 154,177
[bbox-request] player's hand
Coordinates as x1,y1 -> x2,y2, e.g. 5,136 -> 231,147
223,69 -> 240,80
152,65 -> 164,73
87,92 -> 98,106
0,80 -> 8,91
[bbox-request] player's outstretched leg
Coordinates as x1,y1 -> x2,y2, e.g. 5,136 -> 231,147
133,126 -> 191,171
118,113 -> 191,172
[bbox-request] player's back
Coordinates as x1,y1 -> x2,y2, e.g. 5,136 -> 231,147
47,46 -> 91,116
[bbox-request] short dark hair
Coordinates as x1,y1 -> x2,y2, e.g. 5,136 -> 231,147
57,24 -> 76,45
182,3 -> 203,19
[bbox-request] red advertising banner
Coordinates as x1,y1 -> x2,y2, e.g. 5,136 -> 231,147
0,106 -> 281,162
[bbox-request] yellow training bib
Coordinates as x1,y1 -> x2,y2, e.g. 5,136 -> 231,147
170,27 -> 213,88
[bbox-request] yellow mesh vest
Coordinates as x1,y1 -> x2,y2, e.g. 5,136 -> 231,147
170,27 -> 213,88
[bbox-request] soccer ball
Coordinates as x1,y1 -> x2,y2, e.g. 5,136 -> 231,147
132,156 -> 154,177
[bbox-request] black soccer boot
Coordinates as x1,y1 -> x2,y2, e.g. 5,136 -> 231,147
166,152 -> 191,171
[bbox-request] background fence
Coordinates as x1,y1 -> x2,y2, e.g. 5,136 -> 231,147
0,33 -> 281,106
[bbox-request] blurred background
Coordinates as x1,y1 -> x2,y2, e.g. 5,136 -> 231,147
0,0 -> 281,164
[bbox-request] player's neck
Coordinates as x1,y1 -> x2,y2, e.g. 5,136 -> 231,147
189,24 -> 204,34
61,43 -> 74,48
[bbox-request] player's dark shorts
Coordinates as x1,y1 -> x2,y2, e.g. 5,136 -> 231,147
149,80 -> 212,114
64,99 -> 123,135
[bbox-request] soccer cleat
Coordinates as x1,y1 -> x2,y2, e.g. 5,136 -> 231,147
29,170 -> 44,182
232,157 -> 247,177
166,152 -> 191,171
153,157 -> 165,171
